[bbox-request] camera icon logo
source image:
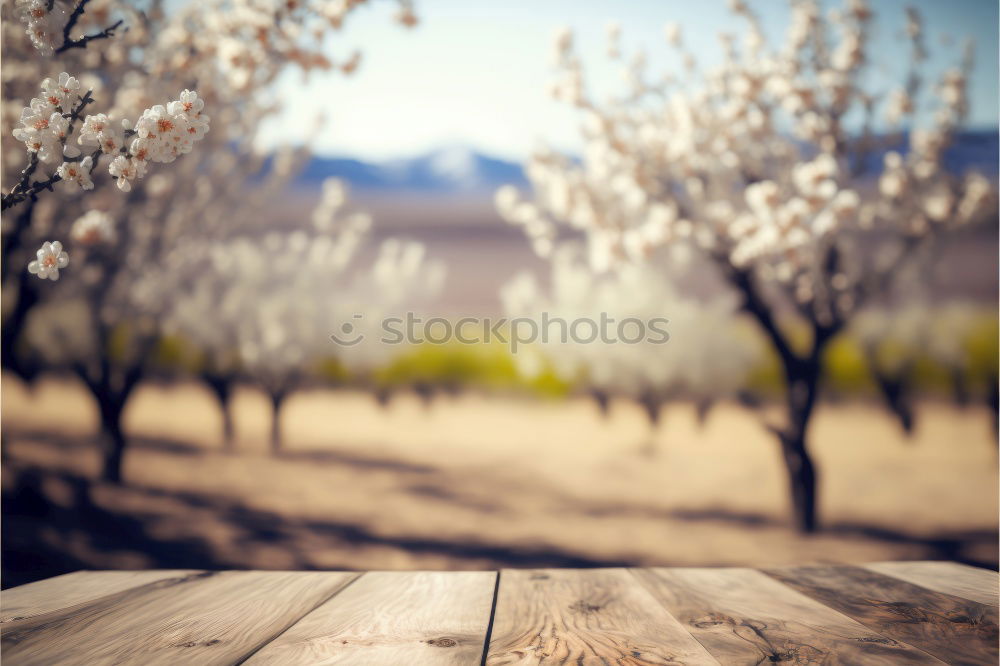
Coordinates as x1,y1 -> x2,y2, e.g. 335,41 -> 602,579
330,314 -> 365,346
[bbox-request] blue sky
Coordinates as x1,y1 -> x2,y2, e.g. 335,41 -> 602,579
256,0 -> 999,161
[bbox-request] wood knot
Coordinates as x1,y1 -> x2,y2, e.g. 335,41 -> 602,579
855,636 -> 897,646
569,599 -> 603,614
177,639 -> 221,648
427,637 -> 457,648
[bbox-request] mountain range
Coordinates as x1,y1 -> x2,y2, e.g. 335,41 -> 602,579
289,131 -> 998,194
295,144 -> 528,193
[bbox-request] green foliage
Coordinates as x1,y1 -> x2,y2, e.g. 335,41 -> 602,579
139,307 -> 996,403
315,356 -> 350,383
373,341 -> 572,397
966,315 -> 1000,389
152,334 -> 203,374
822,334 -> 875,394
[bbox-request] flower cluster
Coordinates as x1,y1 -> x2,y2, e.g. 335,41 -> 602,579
13,0 -> 67,55
6,74 -> 209,205
6,74 -> 210,282
12,73 -> 82,164
75,89 -> 210,192
13,0 -> 124,55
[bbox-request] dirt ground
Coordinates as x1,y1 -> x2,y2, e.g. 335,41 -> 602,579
2,375 -> 997,587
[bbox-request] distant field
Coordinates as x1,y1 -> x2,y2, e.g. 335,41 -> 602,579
3,375 -> 996,587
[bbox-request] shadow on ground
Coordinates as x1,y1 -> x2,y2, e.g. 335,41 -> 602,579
1,462 -> 639,589
4,450 -> 997,589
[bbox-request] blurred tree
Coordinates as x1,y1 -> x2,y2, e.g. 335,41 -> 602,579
144,210 -> 444,453
500,244 -> 760,456
2,0 -> 421,481
497,0 -> 996,531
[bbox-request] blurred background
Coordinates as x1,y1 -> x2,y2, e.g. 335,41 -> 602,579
1,0 -> 997,589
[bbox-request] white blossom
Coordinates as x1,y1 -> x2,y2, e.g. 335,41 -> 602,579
108,155 -> 146,192
70,210 -> 116,245
56,156 -> 95,191
27,241 -> 69,281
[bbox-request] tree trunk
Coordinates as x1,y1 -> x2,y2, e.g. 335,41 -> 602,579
99,395 -> 128,484
270,391 -> 285,455
1,202 -> 40,382
778,368 -> 821,533
873,368 -> 915,436
207,377 -> 234,451
779,428 -> 818,533
988,371 -> 998,445
638,392 -> 662,458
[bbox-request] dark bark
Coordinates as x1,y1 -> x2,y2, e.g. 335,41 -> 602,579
413,382 -> 434,407
0,275 -> 39,381
76,356 -> 144,484
777,361 -> 821,533
694,399 -> 714,427
206,376 -> 235,451
638,392 -> 661,426
723,260 -> 833,533
872,366 -> 916,436
988,371 -> 998,445
591,389 -> 611,417
374,387 -> 393,407
269,391 -> 286,455
98,395 -> 127,483
1,202 -> 41,383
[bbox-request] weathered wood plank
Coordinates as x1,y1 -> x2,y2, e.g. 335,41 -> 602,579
633,567 -> 944,665
1,570 -> 357,665
1,570 -> 195,622
246,571 -> 496,665
865,561 -> 999,608
765,565 -> 998,666
485,568 -> 718,665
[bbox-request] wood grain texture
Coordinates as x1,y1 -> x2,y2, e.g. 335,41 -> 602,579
865,561 -> 1000,608
246,571 -> 496,665
633,567 -> 944,665
765,565 -> 998,666
0,570 -> 195,622
1,570 -> 357,666
485,568 -> 718,665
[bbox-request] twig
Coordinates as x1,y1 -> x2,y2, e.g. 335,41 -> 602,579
1,91 -> 96,212
55,0 -> 124,54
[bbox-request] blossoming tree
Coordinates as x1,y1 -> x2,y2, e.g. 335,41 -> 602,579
500,240 -> 759,452
145,179 -> 444,453
498,0 -> 995,531
2,0 -> 421,481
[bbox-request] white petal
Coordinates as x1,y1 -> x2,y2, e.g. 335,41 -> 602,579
27,260 -> 40,274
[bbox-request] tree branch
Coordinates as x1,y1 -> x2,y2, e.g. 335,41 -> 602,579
2,91 -> 98,211
55,0 -> 124,54
712,252 -> 801,371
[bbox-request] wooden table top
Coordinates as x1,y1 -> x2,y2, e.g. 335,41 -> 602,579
0,562 -> 996,664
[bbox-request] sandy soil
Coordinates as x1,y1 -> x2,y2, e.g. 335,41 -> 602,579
2,374 -> 997,586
